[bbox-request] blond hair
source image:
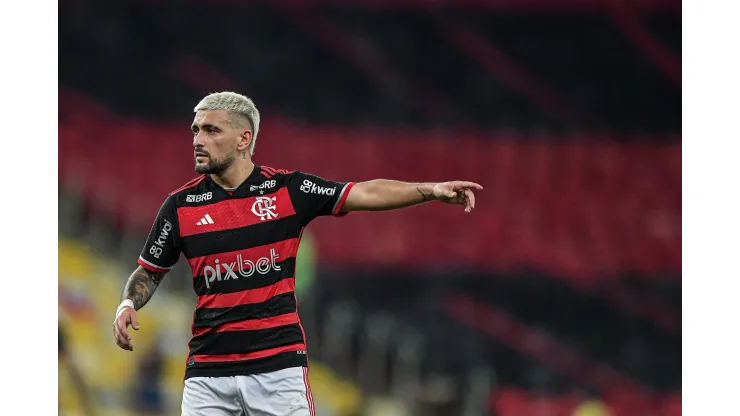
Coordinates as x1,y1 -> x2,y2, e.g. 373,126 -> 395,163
194,92 -> 261,155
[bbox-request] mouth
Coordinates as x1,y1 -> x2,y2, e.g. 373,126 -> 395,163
195,153 -> 209,159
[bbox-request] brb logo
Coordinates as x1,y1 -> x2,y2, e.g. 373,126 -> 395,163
300,179 -> 336,196
187,192 -> 212,203
250,180 -> 276,192
251,196 -> 278,221
203,249 -> 282,289
149,219 -> 173,259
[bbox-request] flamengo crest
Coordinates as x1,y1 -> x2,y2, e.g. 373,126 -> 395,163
251,196 -> 278,221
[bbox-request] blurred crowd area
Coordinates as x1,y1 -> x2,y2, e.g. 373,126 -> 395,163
58,0 -> 681,415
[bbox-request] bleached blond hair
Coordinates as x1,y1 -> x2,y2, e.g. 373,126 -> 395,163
194,92 -> 261,155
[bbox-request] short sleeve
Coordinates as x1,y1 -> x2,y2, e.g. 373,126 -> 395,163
138,194 -> 182,272
288,172 -> 354,225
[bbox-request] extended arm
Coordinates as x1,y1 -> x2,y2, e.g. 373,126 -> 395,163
341,179 -> 483,213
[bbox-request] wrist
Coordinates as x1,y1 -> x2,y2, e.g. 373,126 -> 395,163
116,299 -> 135,317
416,183 -> 437,202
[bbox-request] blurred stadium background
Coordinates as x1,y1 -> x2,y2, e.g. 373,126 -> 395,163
58,0 -> 681,415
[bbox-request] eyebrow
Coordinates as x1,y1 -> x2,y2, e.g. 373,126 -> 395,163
192,123 -> 220,131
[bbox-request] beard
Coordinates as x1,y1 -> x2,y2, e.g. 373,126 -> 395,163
195,152 -> 236,175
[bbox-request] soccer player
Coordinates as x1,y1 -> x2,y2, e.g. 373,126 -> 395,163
112,92 -> 483,416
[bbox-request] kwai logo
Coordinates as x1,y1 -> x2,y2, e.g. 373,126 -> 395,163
300,179 -> 336,196
149,219 -> 173,259
203,248 -> 282,289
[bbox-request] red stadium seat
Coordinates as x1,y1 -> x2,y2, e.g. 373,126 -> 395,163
59,116 -> 681,279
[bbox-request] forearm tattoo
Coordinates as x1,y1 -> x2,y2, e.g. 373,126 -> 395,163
122,266 -> 166,310
417,186 -> 432,202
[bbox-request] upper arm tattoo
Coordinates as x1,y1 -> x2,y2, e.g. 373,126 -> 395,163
122,266 -> 167,310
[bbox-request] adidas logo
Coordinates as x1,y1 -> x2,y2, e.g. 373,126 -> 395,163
196,214 -> 215,226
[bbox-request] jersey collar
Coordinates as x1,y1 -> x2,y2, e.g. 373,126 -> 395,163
206,164 -> 264,196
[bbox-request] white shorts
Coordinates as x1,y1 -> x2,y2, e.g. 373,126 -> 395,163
181,367 -> 315,416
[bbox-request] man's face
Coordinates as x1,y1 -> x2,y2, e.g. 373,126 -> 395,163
191,110 -> 241,175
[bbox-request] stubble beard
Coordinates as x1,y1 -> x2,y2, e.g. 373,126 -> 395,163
195,152 -> 236,175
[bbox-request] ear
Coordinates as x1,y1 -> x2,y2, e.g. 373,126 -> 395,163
236,129 -> 252,153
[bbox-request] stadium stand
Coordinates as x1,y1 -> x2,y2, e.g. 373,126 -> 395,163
60,114 -> 680,277
59,0 -> 680,414
59,2 -> 680,134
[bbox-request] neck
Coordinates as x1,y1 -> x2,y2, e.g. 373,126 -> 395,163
210,159 -> 256,189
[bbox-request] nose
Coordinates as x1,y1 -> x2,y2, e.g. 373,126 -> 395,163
193,130 -> 205,148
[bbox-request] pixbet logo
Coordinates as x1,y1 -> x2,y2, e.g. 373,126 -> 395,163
149,219 -> 173,259
300,179 -> 336,196
187,192 -> 212,203
203,249 -> 282,289
251,196 -> 278,221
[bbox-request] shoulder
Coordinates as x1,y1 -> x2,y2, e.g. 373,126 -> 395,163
167,175 -> 214,206
170,175 -> 207,196
259,166 -> 295,179
258,166 -> 301,188
260,166 -> 327,183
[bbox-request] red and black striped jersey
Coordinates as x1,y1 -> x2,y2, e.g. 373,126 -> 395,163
137,165 -> 354,379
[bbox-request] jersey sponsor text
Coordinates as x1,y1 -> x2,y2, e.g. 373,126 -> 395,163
300,179 -> 336,196
187,192 -> 213,203
203,248 -> 282,289
149,218 -> 173,259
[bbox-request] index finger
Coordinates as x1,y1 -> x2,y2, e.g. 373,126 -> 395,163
114,324 -> 133,351
453,181 -> 483,190
465,189 -> 476,210
117,316 -> 131,342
